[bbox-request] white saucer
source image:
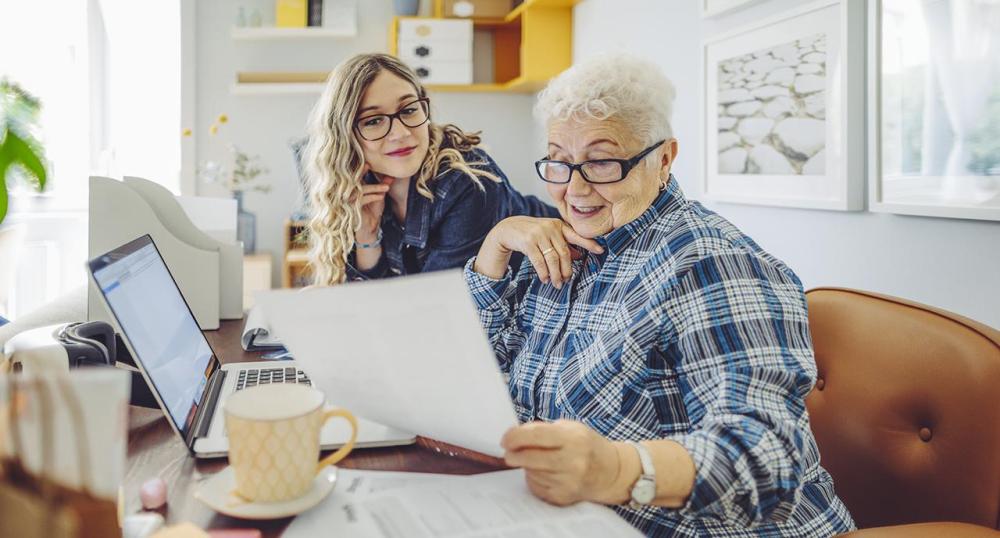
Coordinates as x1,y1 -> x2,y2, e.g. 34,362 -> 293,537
194,465 -> 337,520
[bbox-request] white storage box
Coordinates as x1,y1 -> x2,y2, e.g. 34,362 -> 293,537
408,61 -> 473,85
397,19 -> 474,85
398,18 -> 473,41
398,38 -> 473,63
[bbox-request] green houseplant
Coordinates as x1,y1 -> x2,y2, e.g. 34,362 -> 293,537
0,78 -> 48,224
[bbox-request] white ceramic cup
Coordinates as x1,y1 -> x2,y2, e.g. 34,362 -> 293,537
224,384 -> 357,502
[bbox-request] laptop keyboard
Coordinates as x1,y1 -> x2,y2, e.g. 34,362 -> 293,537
235,367 -> 311,392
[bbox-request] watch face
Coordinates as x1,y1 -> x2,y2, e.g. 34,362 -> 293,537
633,478 -> 656,504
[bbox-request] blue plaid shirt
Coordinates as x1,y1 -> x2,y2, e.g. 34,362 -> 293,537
464,179 -> 855,536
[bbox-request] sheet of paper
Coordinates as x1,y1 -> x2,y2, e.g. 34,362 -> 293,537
255,269 -> 519,457
286,469 -> 644,538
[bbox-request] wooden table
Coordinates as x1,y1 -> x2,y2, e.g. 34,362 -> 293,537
124,320 -> 504,536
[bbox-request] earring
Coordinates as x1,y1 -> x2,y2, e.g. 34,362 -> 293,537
659,177 -> 668,191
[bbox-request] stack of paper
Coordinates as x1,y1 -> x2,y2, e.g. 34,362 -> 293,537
286,469 -> 644,538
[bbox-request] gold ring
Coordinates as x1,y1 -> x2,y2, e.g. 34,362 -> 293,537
540,247 -> 555,256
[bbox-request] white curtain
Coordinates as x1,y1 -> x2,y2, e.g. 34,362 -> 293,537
922,0 -> 1000,197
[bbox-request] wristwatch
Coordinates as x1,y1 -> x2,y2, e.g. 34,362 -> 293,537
627,441 -> 656,510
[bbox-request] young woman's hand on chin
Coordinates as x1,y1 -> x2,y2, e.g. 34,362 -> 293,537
473,216 -> 603,288
356,163 -> 390,244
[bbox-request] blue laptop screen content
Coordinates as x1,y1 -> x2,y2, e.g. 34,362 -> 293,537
94,243 -> 211,432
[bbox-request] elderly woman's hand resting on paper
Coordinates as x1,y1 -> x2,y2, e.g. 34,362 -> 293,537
501,421 -> 626,507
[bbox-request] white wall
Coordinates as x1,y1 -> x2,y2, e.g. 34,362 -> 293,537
192,0 -> 544,287
570,0 -> 999,327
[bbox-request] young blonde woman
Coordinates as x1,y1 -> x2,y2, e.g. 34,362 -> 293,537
304,53 -> 555,284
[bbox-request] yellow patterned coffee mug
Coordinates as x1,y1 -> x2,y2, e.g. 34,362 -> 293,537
224,383 -> 357,502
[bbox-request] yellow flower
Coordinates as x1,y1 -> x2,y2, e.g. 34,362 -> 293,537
182,128 -> 192,137
209,124 -> 219,135
218,114 -> 229,124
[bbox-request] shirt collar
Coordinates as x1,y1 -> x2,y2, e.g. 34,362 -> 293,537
378,175 -> 432,248
595,174 -> 686,257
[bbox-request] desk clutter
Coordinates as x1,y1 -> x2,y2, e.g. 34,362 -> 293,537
0,370 -> 130,538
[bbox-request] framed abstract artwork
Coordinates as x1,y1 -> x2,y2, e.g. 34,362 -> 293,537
868,0 -> 1000,221
703,0 -> 865,210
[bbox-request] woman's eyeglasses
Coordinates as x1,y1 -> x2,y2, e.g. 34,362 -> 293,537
354,98 -> 430,141
535,140 -> 665,184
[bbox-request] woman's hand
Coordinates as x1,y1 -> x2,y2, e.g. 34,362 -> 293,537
357,164 -> 390,244
473,217 -> 603,288
501,420 -> 626,506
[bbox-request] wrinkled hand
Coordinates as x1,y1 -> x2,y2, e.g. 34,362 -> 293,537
502,420 -> 621,506
474,217 -> 603,288
357,164 -> 390,243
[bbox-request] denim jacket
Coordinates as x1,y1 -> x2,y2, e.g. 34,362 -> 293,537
346,147 -> 557,280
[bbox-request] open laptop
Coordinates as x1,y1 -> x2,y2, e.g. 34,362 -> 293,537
88,234 -> 415,458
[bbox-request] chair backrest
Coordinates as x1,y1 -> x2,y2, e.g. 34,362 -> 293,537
805,288 -> 1000,530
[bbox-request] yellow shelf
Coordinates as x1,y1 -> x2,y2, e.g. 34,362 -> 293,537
503,0 -> 579,23
392,0 -> 577,94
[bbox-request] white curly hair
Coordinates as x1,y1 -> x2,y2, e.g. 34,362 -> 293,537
534,52 -> 677,155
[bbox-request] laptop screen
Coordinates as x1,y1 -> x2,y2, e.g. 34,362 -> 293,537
90,235 -> 216,438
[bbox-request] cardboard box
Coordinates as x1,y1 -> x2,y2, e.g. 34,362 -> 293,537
442,0 -> 513,18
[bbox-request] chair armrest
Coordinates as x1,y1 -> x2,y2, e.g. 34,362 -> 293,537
840,522 -> 1000,537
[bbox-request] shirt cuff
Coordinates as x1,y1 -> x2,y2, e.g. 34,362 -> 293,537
347,249 -> 389,281
661,431 -> 724,519
463,256 -> 512,310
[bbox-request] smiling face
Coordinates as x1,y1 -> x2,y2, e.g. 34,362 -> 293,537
355,70 -> 431,181
544,119 -> 673,239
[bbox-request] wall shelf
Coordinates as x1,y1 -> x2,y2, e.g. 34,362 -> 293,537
231,77 -> 546,95
387,0 -> 578,93
231,83 -> 326,95
230,26 -> 356,40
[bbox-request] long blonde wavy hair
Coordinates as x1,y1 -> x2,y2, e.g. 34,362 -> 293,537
304,53 -> 500,285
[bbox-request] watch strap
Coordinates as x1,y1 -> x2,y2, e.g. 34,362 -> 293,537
627,441 -> 656,509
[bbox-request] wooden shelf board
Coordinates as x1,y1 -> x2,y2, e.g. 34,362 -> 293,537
231,83 -> 325,95
230,26 -> 356,40
232,78 -> 547,95
505,0 -> 579,22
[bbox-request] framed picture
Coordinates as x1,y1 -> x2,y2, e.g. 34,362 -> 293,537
701,0 -> 765,18
868,0 -> 1000,221
703,0 -> 865,210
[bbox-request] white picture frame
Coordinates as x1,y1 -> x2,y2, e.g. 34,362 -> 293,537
703,0 -> 865,211
868,0 -> 1000,221
700,0 -> 765,18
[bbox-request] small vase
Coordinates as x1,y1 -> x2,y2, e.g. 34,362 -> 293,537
234,191 -> 256,254
393,0 -> 420,16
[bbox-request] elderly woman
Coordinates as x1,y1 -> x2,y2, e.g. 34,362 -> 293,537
464,54 -> 855,536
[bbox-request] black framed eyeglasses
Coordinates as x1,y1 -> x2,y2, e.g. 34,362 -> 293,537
354,98 -> 430,141
535,140 -> 665,184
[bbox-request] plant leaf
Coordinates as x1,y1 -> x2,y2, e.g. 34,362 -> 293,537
0,160 -> 8,223
3,130 -> 47,191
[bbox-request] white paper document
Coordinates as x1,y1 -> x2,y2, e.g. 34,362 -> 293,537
286,469 -> 643,538
255,269 -> 519,457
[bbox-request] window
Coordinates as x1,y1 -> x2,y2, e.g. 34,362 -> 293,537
0,0 -> 182,316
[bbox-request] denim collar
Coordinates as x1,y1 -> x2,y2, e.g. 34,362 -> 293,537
382,175 -> 432,249
594,175 -> 686,257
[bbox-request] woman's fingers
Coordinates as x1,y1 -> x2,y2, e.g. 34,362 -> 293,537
360,192 -> 387,207
561,224 -> 604,254
524,244 -> 550,284
538,240 -> 566,289
361,184 -> 390,195
504,447 -> 564,471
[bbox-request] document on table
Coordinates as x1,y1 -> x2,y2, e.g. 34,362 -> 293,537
285,469 -> 644,538
255,269 -> 519,457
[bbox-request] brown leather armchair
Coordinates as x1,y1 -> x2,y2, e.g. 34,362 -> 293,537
805,288 -> 1000,537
